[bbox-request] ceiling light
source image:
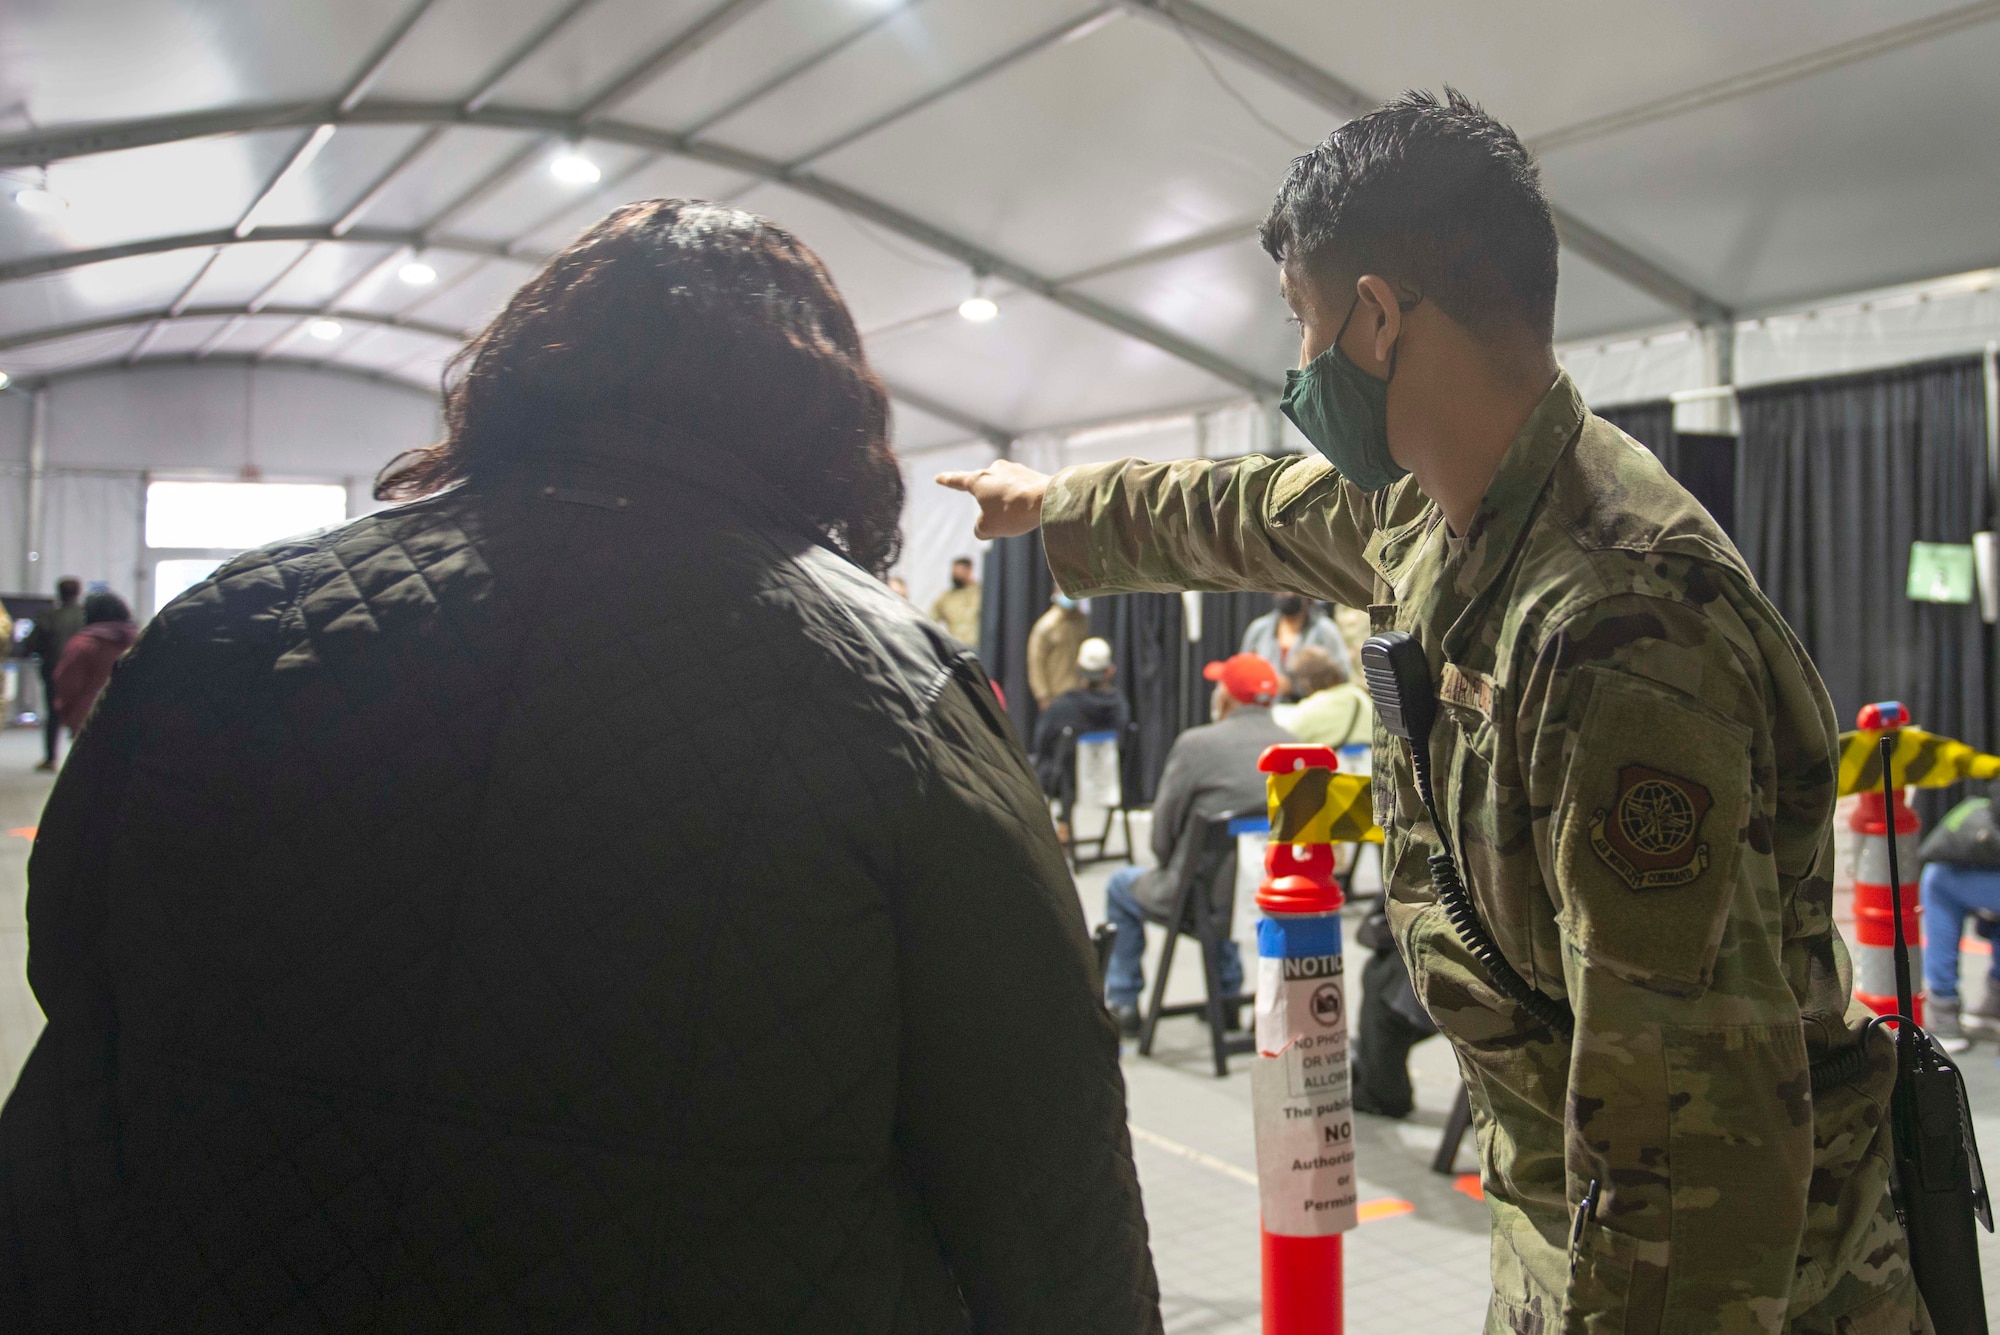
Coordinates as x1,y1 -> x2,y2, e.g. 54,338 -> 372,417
307,319 -> 343,341
0,371 -> 11,391
13,186 -> 66,215
398,259 -> 438,286
550,151 -> 601,185
958,295 -> 998,323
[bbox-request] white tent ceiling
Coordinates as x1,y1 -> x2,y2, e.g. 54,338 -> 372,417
2,0 -> 1997,453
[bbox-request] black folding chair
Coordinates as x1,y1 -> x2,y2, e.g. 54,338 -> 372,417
1067,721 -> 1139,872
1432,1084 -> 1476,1175
1137,804 -> 1262,1077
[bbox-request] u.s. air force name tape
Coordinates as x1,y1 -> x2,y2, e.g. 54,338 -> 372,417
1266,767 -> 1382,845
1837,727 -> 2000,797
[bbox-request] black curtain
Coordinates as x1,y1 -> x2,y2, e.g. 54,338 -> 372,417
1599,399 -> 1737,538
979,531 -> 1054,738
1598,400 -> 1675,458
980,533 -> 1272,804
1671,434 -> 1737,538
1736,356 -> 1994,824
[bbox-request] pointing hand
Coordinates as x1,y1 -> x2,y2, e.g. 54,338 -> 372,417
935,460 -> 1052,540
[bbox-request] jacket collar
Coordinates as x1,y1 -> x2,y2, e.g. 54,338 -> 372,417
480,408 -> 838,556
1449,372 -> 1586,607
1362,372 -> 1585,658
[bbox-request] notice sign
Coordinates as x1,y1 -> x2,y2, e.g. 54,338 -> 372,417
1251,921 -> 1357,1236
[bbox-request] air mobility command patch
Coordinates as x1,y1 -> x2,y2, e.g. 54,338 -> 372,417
1588,765 -> 1713,890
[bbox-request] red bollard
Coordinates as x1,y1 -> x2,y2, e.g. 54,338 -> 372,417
1263,1232 -> 1342,1335
1849,701 -> 1924,1025
1253,744 -> 1356,1335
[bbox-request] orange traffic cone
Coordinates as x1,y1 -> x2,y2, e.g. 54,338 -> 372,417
1847,702 -> 1924,1025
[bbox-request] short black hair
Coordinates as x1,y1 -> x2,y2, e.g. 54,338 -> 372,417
56,577 -> 81,601
83,591 -> 130,624
1261,88 -> 1558,340
951,556 -> 973,568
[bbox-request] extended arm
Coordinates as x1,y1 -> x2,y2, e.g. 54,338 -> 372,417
937,455 -> 1403,608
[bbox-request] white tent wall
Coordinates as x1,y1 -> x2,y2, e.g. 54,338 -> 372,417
13,266 -> 2000,622
893,438 -> 996,615
0,391 -> 29,595
1,364 -> 441,611
1562,268 -> 2000,426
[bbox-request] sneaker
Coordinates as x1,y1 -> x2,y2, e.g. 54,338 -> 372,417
1929,997 -> 1972,1054
1963,990 -> 2000,1041
33,760 -> 54,773
1110,1003 -> 1142,1038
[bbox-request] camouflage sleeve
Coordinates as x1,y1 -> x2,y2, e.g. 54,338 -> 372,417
1514,590 -> 1816,1333
1040,454 -> 1380,608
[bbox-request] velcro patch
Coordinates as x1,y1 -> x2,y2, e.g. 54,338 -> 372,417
1589,765 -> 1713,891
1439,663 -> 1496,718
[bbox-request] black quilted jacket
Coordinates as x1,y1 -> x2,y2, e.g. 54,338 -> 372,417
0,444 -> 1163,1333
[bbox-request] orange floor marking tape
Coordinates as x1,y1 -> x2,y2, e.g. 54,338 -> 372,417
1355,1198 -> 1413,1223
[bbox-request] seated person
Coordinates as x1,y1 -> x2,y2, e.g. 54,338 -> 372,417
1102,653 -> 1293,1034
1240,593 -> 1350,698
1031,636 -> 1130,842
1283,645 -> 1374,750
1918,793 -> 2000,1049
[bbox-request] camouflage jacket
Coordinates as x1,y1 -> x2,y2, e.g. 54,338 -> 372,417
1043,375 -> 1922,1335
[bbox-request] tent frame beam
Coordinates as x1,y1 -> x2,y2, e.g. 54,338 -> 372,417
0,303 -> 1017,449
1113,0 -> 1735,326
0,102 -> 1279,396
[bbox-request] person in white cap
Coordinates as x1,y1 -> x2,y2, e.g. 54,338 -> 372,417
1032,636 -> 1129,843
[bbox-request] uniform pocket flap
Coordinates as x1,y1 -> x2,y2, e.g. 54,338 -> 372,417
1554,668 -> 1753,993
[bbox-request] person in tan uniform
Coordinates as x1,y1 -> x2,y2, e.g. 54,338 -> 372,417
942,89 -> 1920,1335
1027,592 -> 1090,708
928,556 -> 983,647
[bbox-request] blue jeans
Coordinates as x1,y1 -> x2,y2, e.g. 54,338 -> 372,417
1919,862 -> 2000,1000
1103,864 -> 1242,1008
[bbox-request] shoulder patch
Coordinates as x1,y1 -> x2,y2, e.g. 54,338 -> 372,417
1589,764 -> 1713,890
1553,667 -> 1751,991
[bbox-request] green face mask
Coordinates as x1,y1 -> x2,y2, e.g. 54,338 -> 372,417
1280,298 -> 1408,493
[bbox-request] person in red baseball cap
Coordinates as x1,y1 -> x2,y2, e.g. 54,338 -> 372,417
1098,650 -> 1294,1034
1201,652 -> 1280,707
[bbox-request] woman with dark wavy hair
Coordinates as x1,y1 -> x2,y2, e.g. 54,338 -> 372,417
1,201 -> 1163,1333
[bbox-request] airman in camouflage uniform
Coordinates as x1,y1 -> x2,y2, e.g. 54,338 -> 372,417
1041,381 -> 1916,1334
945,88 -> 1920,1335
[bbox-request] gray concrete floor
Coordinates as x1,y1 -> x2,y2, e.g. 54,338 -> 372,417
2,727 -> 1998,1330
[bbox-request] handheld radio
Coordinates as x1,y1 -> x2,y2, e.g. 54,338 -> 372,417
1359,632 -> 1573,1037
1873,729 -> 1991,1335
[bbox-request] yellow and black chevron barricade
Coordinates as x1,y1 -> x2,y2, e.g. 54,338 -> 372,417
1266,755 -> 1383,845
1836,725 -> 2000,798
